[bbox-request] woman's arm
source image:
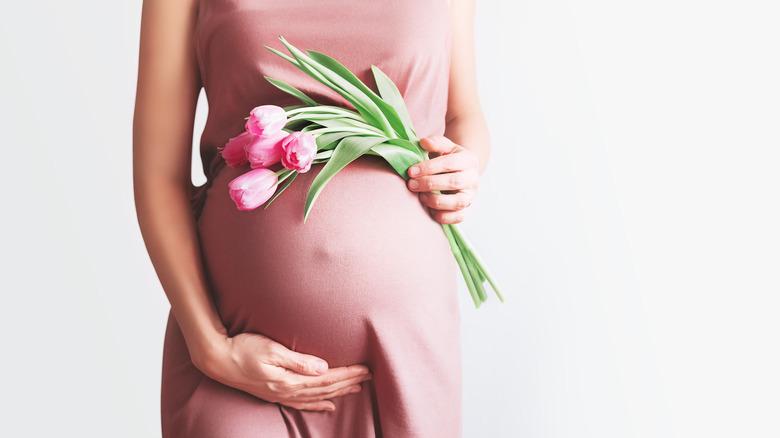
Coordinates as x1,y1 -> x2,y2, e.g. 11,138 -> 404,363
133,0 -> 225,365
406,0 -> 490,224
133,0 -> 371,411
444,0 -> 491,175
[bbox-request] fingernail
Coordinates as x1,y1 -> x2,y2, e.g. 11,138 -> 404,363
351,385 -> 362,393
409,166 -> 420,177
313,360 -> 328,374
408,179 -> 419,190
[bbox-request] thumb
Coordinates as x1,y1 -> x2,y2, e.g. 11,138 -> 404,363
419,135 -> 458,156
274,348 -> 329,376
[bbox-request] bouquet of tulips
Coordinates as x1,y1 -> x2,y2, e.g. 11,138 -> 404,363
218,36 -> 504,308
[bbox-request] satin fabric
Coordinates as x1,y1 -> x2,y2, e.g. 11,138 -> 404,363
162,1 -> 461,436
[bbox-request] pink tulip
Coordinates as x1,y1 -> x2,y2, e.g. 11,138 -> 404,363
246,130 -> 287,169
219,131 -> 252,168
281,131 -> 317,173
228,168 -> 278,211
245,105 -> 287,136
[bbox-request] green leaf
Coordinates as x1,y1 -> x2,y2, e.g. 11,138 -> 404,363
315,131 -> 353,149
369,143 -> 424,179
371,65 -> 418,141
384,138 -> 428,160
276,36 -> 394,137
290,105 -> 363,116
315,117 -> 386,135
303,135 -> 388,222
264,76 -> 319,106
264,171 -> 298,209
283,104 -> 309,112
285,118 -> 314,131
306,50 -> 410,140
270,40 -> 339,100
289,112 -> 369,128
263,45 -> 298,65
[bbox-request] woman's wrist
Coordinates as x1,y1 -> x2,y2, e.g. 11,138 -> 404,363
176,311 -> 230,374
188,328 -> 229,374
443,109 -> 491,175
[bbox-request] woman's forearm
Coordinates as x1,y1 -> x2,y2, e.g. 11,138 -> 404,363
444,109 -> 491,175
134,174 -> 227,368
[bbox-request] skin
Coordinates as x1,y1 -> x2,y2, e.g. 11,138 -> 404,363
132,0 -> 487,413
408,0 -> 490,225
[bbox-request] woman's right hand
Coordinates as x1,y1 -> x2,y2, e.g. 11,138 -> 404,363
191,332 -> 372,412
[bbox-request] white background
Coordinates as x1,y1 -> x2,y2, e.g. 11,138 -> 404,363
1,0 -> 778,437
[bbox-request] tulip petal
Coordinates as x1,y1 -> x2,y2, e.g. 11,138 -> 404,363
227,168 -> 278,211
220,131 -> 251,168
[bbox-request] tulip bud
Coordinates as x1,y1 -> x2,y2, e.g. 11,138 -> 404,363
280,131 -> 317,173
246,130 -> 287,169
219,131 -> 252,168
227,168 -> 278,211
245,105 -> 287,136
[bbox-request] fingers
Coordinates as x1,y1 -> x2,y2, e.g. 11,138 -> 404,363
272,366 -> 373,411
299,383 -> 363,405
418,191 -> 472,211
283,400 -> 337,412
318,385 -> 363,400
407,170 -> 477,192
407,146 -> 477,178
300,371 -> 372,393
284,373 -> 370,402
427,207 -> 467,225
291,365 -> 372,390
267,342 -> 328,376
281,381 -> 362,411
317,381 -> 364,399
418,135 -> 459,157
223,334 -> 374,412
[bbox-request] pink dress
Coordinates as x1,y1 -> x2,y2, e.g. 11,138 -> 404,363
161,1 -> 460,436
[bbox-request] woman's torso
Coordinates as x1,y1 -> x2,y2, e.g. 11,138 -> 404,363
193,0 -> 453,188
163,3 -> 463,435
192,0 -> 458,367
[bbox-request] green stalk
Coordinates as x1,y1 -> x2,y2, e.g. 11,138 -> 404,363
450,224 -> 505,303
314,150 -> 333,160
273,167 -> 291,179
284,106 -> 363,120
286,113 -> 380,133
264,170 -> 298,209
459,235 -> 488,303
306,126 -> 384,137
442,223 -> 481,308
449,226 -> 486,284
466,248 -> 487,283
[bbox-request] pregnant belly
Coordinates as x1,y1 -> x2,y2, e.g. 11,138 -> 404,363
196,155 -> 458,366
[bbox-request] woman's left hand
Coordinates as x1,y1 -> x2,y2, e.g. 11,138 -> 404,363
406,135 -> 480,225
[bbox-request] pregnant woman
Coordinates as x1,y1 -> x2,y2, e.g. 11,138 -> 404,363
133,0 -> 491,436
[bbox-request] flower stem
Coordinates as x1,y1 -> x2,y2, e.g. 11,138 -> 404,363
314,150 -> 333,160
273,168 -> 291,178
450,224 -> 505,303
442,223 -> 481,308
284,106 -> 362,120
459,234 -> 488,303
307,126 -> 384,137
